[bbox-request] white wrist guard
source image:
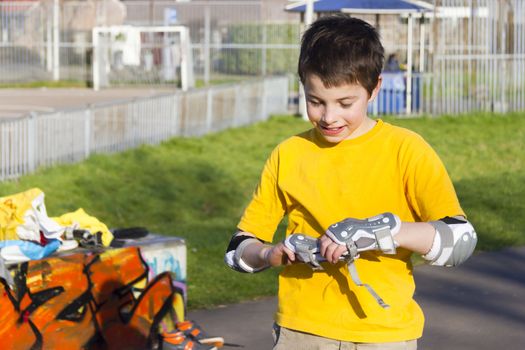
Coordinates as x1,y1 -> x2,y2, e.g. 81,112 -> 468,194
224,233 -> 269,273
325,212 -> 401,256
284,233 -> 323,269
284,232 -> 390,309
423,217 -> 477,267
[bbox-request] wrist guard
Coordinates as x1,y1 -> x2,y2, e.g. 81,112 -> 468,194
284,233 -> 323,269
325,212 -> 401,256
284,232 -> 390,309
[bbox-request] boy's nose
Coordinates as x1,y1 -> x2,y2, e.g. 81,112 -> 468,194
321,106 -> 337,124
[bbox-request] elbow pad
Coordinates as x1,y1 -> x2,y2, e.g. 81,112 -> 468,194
423,217 -> 477,267
224,234 -> 268,273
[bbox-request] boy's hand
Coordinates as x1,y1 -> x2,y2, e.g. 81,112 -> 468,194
319,234 -> 349,264
262,242 -> 296,267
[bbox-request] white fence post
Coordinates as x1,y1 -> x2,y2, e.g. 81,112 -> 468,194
52,0 -> 60,81
172,94 -> 181,136
92,28 -> 100,91
262,25 -> 267,76
261,78 -> 267,121
406,13 -> 413,115
204,6 -> 211,86
206,88 -> 213,133
46,10 -> 53,73
28,113 -> 36,173
84,108 -> 91,159
234,85 -> 242,126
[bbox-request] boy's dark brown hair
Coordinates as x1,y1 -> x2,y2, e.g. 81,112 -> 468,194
298,14 -> 385,96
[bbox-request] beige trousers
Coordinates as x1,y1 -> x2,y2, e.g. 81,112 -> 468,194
272,325 -> 417,350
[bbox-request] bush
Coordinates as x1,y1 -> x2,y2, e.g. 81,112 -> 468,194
218,23 -> 300,76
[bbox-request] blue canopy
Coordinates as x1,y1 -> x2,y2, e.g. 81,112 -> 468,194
286,0 -> 432,14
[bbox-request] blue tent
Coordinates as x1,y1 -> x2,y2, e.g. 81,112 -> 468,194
286,0 -> 432,14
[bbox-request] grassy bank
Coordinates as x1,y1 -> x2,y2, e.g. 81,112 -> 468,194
0,113 -> 523,308
0,80 -> 90,89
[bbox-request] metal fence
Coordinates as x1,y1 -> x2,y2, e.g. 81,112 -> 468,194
1,1 -> 49,82
0,76 -> 289,180
123,0 -> 301,84
429,0 -> 525,114
1,0 -> 525,116
0,0 -> 301,85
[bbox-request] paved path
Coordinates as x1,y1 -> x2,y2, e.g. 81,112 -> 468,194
0,88 -> 173,119
189,246 -> 525,349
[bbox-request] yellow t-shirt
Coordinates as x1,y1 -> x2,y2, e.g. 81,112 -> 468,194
237,119 -> 464,342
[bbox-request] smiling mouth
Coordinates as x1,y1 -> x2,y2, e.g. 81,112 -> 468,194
319,125 -> 345,135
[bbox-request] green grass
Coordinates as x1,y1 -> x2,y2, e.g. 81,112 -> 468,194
0,77 -> 248,90
194,78 -> 245,88
0,113 -> 523,308
0,80 -> 90,89
389,113 -> 525,251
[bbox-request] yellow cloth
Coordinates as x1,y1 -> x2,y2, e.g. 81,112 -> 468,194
52,208 -> 114,247
0,188 -> 47,241
237,120 -> 464,342
0,188 -> 113,247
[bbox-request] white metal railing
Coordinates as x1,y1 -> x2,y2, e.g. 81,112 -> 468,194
0,76 -> 289,181
428,0 -> 525,115
2,0 -> 525,117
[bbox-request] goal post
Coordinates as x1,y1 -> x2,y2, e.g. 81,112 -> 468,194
92,25 -> 195,91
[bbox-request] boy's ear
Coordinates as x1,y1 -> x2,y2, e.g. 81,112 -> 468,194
368,76 -> 383,102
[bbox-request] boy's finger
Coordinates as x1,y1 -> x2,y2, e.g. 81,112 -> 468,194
281,243 -> 295,261
283,246 -> 296,262
319,236 -> 331,256
333,245 -> 348,262
281,251 -> 296,265
324,243 -> 338,264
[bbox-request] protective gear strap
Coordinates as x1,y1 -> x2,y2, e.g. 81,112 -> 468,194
224,234 -> 268,273
423,217 -> 477,267
226,233 -> 264,252
347,260 -> 389,309
345,239 -> 359,260
374,227 -> 397,254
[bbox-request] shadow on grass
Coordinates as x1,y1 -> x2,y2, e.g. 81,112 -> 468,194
66,147 -> 246,247
454,172 -> 525,251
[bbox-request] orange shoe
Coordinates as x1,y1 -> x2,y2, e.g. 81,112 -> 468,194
175,320 -> 225,348
160,331 -> 217,350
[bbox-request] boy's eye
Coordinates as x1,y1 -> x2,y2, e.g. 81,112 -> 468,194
308,100 -> 321,106
340,103 -> 353,109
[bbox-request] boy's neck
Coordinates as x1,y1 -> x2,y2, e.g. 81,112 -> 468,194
346,117 -> 377,140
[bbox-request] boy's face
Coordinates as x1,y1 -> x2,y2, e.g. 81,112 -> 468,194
304,74 -> 381,144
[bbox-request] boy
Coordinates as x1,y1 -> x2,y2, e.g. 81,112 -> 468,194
225,15 -> 477,349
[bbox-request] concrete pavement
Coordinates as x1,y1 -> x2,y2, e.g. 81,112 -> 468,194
0,88 -> 173,119
188,246 -> 525,350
